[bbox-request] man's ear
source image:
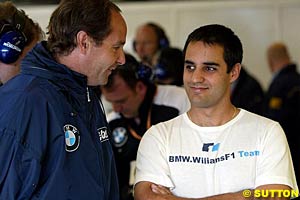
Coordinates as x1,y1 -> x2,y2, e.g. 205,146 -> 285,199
76,31 -> 89,54
230,63 -> 241,83
135,81 -> 147,97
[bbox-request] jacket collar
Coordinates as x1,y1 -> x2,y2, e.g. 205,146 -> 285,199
21,41 -> 88,92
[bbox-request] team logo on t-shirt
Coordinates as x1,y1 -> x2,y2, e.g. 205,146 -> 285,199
64,124 -> 80,152
112,127 -> 128,147
202,143 -> 220,152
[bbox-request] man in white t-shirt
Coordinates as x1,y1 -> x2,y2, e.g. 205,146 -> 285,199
134,24 -> 298,200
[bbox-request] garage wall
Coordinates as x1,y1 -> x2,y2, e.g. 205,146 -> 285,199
20,0 -> 300,89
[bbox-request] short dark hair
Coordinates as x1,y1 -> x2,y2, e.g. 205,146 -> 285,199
104,53 -> 140,90
156,47 -> 184,86
183,24 -> 243,73
104,53 -> 154,90
47,0 -> 121,56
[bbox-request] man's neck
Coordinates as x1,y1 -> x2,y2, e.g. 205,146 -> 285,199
187,105 -> 239,127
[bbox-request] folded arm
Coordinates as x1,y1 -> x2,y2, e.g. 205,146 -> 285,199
134,181 -> 292,200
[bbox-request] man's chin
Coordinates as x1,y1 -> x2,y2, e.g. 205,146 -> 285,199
122,113 -> 134,118
97,76 -> 109,86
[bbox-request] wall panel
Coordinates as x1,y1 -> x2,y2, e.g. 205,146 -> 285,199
20,0 -> 300,89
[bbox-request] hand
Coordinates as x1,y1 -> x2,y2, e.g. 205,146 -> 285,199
151,184 -> 172,195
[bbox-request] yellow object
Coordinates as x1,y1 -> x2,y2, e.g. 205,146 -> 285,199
269,97 -> 282,109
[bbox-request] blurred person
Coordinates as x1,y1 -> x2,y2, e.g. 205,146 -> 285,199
264,42 -> 300,188
101,53 -> 190,200
231,66 -> 265,114
0,0 -> 126,199
0,1 -> 43,85
154,47 -> 184,86
134,24 -> 298,200
133,22 -> 169,67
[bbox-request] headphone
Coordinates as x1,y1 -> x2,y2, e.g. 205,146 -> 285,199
135,63 -> 154,82
133,22 -> 170,52
154,47 -> 184,86
0,10 -> 27,64
116,53 -> 155,83
154,61 -> 168,80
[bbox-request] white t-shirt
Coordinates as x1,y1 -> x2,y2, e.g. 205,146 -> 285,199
135,109 -> 298,198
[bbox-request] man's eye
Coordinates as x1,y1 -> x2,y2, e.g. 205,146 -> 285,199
113,46 -> 120,50
185,65 -> 195,71
205,66 -> 216,71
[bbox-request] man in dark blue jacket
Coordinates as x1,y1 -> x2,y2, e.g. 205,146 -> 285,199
0,0 -> 127,199
231,66 -> 265,115
264,42 -> 300,191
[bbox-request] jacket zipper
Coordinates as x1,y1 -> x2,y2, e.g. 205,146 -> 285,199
86,87 -> 91,102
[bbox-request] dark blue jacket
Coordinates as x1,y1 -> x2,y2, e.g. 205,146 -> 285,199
0,41 -> 119,200
264,64 -> 300,186
231,67 -> 265,115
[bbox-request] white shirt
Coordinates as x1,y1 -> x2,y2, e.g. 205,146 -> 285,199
135,109 -> 298,198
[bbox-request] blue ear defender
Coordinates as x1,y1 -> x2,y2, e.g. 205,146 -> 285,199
152,23 -> 169,50
133,22 -> 169,52
0,27 -> 26,64
135,63 -> 155,82
0,10 -> 27,64
154,62 -> 168,80
158,37 -> 169,49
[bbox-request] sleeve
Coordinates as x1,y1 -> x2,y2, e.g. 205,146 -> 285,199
0,129 -> 42,199
134,125 -> 175,188
255,122 -> 298,192
0,93 -> 49,199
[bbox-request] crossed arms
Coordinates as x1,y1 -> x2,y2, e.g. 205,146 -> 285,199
135,182 -> 293,200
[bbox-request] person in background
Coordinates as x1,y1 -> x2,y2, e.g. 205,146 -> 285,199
154,47 -> 184,86
0,1 -> 43,85
134,24 -> 298,200
264,42 -> 300,189
133,22 -> 169,67
231,66 -> 265,114
0,0 -> 127,199
101,53 -> 190,200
